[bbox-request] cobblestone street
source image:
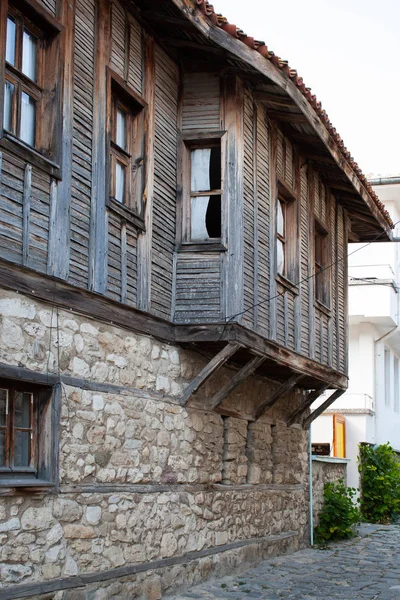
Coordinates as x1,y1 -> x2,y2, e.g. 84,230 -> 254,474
172,524 -> 400,600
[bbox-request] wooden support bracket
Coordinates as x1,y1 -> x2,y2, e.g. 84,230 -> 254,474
302,388 -> 346,429
255,373 -> 304,421
286,383 -> 330,427
179,342 -> 242,407
210,355 -> 266,411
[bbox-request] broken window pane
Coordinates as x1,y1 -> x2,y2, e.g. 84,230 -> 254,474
20,92 -> 36,146
191,147 -> 221,192
6,17 -> 16,66
22,29 -> 37,81
191,195 -> 221,240
277,239 -> 284,275
3,80 -> 14,132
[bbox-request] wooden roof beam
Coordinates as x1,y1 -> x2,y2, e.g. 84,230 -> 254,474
253,91 -> 295,107
267,111 -> 309,124
303,389 -> 346,428
210,355 -> 266,411
286,383 -> 330,426
255,373 -> 304,421
179,342 -> 242,407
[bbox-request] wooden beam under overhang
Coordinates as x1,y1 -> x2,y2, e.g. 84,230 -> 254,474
255,374 -> 304,421
254,91 -> 296,107
170,0 -> 392,239
210,354 -> 266,410
179,342 -> 242,406
267,111 -> 309,124
175,324 -> 348,390
303,389 -> 346,428
286,384 -> 330,426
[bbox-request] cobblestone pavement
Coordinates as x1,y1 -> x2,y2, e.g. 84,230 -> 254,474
172,524 -> 400,600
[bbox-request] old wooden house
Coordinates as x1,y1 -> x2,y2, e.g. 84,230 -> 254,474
0,0 -> 393,597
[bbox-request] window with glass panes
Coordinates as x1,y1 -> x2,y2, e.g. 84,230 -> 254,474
4,7 -> 43,148
0,386 -> 37,474
189,144 -> 221,241
276,198 -> 286,276
314,220 -> 330,306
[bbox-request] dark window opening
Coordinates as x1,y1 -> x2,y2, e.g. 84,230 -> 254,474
189,144 -> 222,241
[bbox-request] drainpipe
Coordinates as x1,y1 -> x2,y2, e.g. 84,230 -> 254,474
309,422 -> 314,546
369,177 -> 400,186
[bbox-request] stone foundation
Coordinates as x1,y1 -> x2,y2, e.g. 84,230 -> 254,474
0,290 -> 310,598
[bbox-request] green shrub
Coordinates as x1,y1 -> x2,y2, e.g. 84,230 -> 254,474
314,480 -> 360,545
358,443 -> 400,523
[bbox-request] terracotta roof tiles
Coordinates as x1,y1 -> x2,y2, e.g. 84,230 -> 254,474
193,0 -> 393,229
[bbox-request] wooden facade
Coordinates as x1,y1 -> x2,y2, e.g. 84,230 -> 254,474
0,0 -> 393,414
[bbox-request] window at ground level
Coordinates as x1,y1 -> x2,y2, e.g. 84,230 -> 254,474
0,379 -> 56,486
189,145 -> 221,241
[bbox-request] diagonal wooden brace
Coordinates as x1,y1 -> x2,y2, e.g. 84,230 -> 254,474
286,383 -> 330,427
302,388 -> 346,429
210,354 -> 266,411
179,342 -> 242,407
255,373 -> 304,421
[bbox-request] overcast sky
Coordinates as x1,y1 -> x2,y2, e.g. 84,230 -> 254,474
213,0 -> 400,177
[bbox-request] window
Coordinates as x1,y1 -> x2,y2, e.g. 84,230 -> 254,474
1,1 -> 62,173
394,357 -> 399,413
108,74 -> 145,216
4,9 -> 41,147
314,220 -> 330,306
0,379 -> 57,487
276,183 -> 297,282
189,144 -> 221,241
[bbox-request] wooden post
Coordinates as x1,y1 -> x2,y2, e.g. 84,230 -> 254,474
223,75 -> 244,322
180,342 -> 242,407
51,0 -> 75,280
303,388 -> 346,429
89,0 -> 111,293
137,35 -> 155,312
286,383 -> 330,426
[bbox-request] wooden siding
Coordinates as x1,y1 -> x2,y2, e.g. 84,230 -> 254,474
255,104 -> 271,338
242,89 -> 255,329
151,46 -> 179,318
37,0 -> 58,16
299,164 -> 310,356
69,0 -> 96,288
181,73 -> 221,131
174,253 -> 222,323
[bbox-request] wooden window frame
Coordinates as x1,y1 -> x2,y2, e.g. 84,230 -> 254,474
276,179 -> 298,286
180,130 -> 226,248
0,0 -> 64,178
0,378 -> 59,489
106,69 -> 147,229
314,218 -> 331,309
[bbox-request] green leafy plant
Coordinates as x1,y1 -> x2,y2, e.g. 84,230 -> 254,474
358,443 -> 400,523
314,479 -> 360,545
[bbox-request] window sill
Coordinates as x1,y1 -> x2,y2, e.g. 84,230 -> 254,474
0,132 -> 61,179
276,274 -> 299,295
0,479 -> 56,490
106,198 -> 145,231
314,299 -> 332,316
179,241 -> 227,253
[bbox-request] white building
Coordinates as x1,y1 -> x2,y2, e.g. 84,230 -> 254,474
312,177 -> 400,489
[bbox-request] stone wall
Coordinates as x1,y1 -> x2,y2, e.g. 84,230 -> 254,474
0,289 -> 310,598
312,457 -> 348,526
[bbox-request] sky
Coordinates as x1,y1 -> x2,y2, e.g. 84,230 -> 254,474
212,0 -> 400,177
